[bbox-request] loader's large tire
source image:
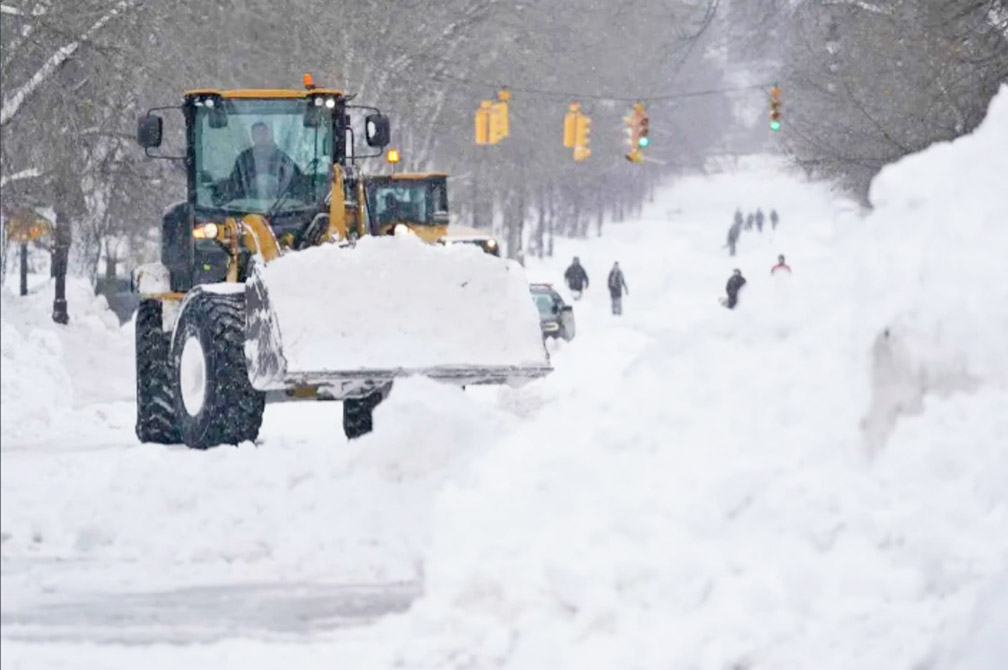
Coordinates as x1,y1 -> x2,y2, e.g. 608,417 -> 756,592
170,291 -> 264,449
136,299 -> 182,444
343,390 -> 385,440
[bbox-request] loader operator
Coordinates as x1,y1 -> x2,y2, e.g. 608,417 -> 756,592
380,192 -> 403,226
224,121 -> 302,202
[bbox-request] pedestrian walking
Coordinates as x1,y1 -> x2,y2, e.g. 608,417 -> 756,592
724,268 -> 747,309
771,254 -> 791,275
564,256 -> 589,299
607,262 -> 629,315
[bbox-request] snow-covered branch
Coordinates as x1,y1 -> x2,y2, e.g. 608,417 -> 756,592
0,3 -> 24,15
0,0 -> 135,127
0,167 -> 42,188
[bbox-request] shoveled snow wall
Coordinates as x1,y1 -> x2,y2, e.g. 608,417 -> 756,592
253,234 -> 548,372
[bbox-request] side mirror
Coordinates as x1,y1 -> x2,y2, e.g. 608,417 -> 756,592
432,210 -> 449,225
137,115 -> 163,148
364,113 -> 390,147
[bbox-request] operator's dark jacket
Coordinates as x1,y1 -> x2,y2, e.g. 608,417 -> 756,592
565,263 -> 589,291
224,146 -> 301,200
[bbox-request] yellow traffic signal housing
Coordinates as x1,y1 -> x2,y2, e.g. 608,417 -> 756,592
475,101 -> 491,145
574,113 -> 591,149
563,103 -> 580,148
489,100 -> 509,144
573,146 -> 591,162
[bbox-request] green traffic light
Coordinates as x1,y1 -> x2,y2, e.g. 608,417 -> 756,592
638,136 -> 650,148
770,120 -> 781,131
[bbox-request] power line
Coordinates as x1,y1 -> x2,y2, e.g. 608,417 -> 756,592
429,72 -> 773,103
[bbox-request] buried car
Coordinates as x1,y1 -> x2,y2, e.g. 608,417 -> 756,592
530,283 -> 575,341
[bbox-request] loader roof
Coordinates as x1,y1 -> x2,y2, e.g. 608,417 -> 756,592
183,88 -> 347,99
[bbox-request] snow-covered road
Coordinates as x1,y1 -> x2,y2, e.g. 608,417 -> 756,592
3,85 -> 1007,670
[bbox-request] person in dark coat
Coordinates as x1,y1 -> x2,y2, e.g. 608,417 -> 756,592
745,212 -> 754,230
222,121 -> 302,201
770,209 -> 779,230
755,208 -> 765,233
564,256 -> 589,299
607,262 -> 629,315
725,268 -> 746,309
733,208 -> 744,230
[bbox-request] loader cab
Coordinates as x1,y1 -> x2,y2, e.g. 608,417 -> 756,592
137,85 -> 390,291
363,173 -> 450,241
362,173 -> 500,255
186,90 -> 347,242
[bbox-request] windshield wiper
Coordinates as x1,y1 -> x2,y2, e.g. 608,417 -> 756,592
266,157 -> 321,222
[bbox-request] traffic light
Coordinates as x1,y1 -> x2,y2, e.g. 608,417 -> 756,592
475,100 -> 491,145
563,103 -> 580,148
574,112 -> 591,161
769,86 -> 782,131
625,103 -> 648,162
475,89 -> 511,146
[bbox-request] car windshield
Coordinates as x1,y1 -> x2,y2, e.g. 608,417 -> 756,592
193,98 -> 334,215
533,292 -> 556,317
366,179 -> 448,227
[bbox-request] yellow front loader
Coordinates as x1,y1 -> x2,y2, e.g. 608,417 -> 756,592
131,80 -> 550,449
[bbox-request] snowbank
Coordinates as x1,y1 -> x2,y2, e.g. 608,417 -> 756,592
0,277 -> 133,445
0,377 -> 516,601
382,87 -> 1008,669
255,235 -> 547,372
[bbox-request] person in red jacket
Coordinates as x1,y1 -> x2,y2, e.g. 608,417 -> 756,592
771,254 -> 792,275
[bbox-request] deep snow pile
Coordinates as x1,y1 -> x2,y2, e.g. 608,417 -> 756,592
0,377 -> 514,593
256,234 -> 547,371
0,276 -> 133,446
380,87 -> 1008,669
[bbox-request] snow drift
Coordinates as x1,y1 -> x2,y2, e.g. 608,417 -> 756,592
382,86 -> 1008,670
0,277 -> 133,445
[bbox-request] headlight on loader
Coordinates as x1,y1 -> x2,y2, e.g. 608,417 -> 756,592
192,223 -> 219,240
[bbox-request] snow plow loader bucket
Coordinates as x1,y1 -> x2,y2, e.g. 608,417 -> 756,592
243,235 -> 551,399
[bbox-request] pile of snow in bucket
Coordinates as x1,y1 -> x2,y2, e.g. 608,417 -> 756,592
254,234 -> 547,372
